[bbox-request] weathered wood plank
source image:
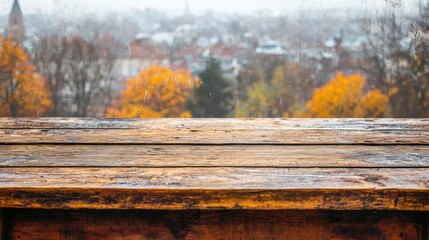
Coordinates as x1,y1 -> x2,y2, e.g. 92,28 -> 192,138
1,118 -> 429,130
0,118 -> 427,212
1,145 -> 428,167
1,128 -> 428,144
1,168 -> 427,189
6,209 -> 426,240
0,168 -> 427,210
1,188 -> 428,211
1,119 -> 428,144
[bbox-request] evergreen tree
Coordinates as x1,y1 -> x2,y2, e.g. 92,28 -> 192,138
191,57 -> 234,117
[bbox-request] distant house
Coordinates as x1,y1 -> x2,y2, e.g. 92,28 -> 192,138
207,47 -> 241,81
113,34 -> 170,89
171,43 -> 204,75
255,43 -> 288,57
170,40 -> 241,82
255,40 -> 289,66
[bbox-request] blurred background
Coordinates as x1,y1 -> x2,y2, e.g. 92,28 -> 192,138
0,0 -> 428,118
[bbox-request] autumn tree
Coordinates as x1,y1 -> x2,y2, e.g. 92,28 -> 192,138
32,24 -> 117,117
106,66 -> 194,118
406,1 -> 429,117
0,37 -> 51,117
269,63 -> 313,117
190,57 -> 234,117
235,62 -> 312,117
66,36 -> 116,117
362,1 -> 429,117
307,73 -> 388,118
234,80 -> 269,117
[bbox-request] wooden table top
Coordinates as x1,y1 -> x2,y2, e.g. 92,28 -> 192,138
0,118 -> 428,210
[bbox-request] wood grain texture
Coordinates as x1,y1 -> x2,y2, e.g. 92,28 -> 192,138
1,144 -> 428,167
1,118 -> 428,144
6,209 -> 427,240
0,167 -> 427,190
0,168 -> 428,210
2,118 -> 429,130
0,118 -> 428,211
1,188 -> 428,211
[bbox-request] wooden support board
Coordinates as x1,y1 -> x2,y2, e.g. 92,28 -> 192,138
4,209 -> 428,240
0,118 -> 428,211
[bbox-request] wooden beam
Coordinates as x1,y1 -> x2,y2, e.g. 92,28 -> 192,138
1,118 -> 428,130
5,209 -> 426,239
0,119 -> 427,211
1,188 -> 428,211
1,167 -> 427,190
0,119 -> 428,144
0,168 -> 428,210
1,145 -> 428,167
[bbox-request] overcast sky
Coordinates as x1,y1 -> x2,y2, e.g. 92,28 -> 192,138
0,0 -> 420,16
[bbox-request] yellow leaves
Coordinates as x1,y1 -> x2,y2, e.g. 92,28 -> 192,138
360,90 -> 388,118
307,73 -> 388,118
388,87 -> 399,97
106,66 -> 195,118
237,62 -> 314,118
235,80 -> 269,118
0,37 -> 52,117
178,111 -> 192,118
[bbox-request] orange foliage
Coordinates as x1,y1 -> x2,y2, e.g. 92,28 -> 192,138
106,66 -> 195,118
0,37 -> 51,117
307,73 -> 388,118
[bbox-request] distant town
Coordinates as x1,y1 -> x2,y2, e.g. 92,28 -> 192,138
0,0 -> 387,85
1,0 -> 428,118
